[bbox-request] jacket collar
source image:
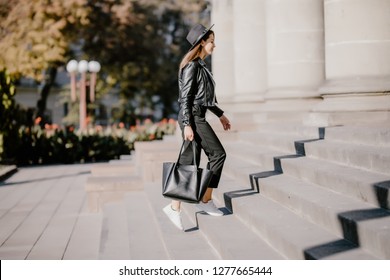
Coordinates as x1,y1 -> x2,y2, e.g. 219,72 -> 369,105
198,58 -> 207,67
198,58 -> 214,77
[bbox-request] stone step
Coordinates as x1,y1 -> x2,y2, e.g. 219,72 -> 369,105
105,155 -> 134,165
232,121 -> 389,148
224,141 -> 285,170
183,203 -> 285,260
250,122 -> 322,139
224,139 -> 390,208
280,156 -> 390,209
123,191 -> 169,259
62,210 -> 103,260
143,182 -> 220,259
304,140 -> 390,174
119,154 -> 133,161
133,140 -> 180,183
99,202 -> 130,259
85,175 -> 143,212
323,123 -> 390,147
90,163 -> 137,177
254,173 -> 390,259
0,173 -> 40,219
223,153 -> 267,185
237,131 -> 317,155
221,131 -> 389,257
86,122 -> 389,260
25,171 -> 89,260
305,111 -> 390,127
227,124 -> 389,176
212,177 -> 378,260
0,169 -> 70,259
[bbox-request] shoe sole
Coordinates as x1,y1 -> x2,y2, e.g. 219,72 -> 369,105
196,208 -> 224,217
204,211 -> 224,217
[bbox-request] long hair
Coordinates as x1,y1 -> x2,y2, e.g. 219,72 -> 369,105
179,30 -> 214,70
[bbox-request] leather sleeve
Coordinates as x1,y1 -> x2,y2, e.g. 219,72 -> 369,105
179,62 -> 198,126
208,105 -> 224,118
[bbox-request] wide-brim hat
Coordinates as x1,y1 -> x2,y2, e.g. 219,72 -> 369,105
186,23 -> 214,51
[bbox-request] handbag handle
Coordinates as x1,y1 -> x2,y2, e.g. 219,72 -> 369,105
176,141 -> 198,166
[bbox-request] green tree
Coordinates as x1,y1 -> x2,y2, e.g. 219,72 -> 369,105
79,0 -> 209,122
0,0 -> 90,124
0,0 -> 208,125
0,69 -> 29,163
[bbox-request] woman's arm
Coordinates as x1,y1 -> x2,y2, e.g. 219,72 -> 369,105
179,62 -> 198,127
208,105 -> 224,118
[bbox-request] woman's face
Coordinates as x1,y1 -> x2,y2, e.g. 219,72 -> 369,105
201,34 -> 215,56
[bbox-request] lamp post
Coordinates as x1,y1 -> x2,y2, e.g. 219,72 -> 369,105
66,59 -> 101,130
88,61 -> 101,103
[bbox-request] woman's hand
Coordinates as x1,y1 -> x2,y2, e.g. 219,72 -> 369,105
219,115 -> 231,131
184,125 -> 194,141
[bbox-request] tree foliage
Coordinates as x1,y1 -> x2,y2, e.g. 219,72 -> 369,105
0,0 -> 90,80
0,69 -> 31,162
0,0 -> 209,123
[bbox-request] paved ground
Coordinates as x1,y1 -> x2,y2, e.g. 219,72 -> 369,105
0,163 -> 102,260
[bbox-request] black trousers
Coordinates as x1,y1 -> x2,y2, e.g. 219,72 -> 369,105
178,107 -> 226,188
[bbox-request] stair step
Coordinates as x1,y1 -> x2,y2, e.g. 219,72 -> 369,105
90,163 -> 137,176
280,156 -> 390,209
123,191 -> 169,259
324,123 -> 390,147
86,175 -> 143,192
224,141 -> 285,170
305,140 -> 390,174
143,182 -> 220,259
99,202 -> 130,259
183,204 -> 285,259
85,175 -> 143,212
223,154 -> 267,185
254,123 -> 323,139
253,173 -> 390,259
212,176 -> 378,260
25,173 -> 88,260
237,131 -> 302,154
82,122 -> 389,260
63,211 -> 103,260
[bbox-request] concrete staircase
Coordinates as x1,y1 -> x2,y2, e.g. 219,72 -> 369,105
85,118 -> 390,260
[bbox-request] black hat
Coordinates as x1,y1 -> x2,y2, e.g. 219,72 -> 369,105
186,23 -> 214,51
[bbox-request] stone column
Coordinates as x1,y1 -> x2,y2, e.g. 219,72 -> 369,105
231,0 -> 267,106
211,0 -> 235,103
310,0 -> 390,124
265,0 -> 325,100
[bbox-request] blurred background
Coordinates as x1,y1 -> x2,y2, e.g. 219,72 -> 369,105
0,0 -> 209,165
1,0 -> 389,167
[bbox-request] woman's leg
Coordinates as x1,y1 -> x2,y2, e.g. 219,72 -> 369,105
202,188 -> 214,203
194,119 -> 226,191
192,118 -> 226,215
171,200 -> 181,211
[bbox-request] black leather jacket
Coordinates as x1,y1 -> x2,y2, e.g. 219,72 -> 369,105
178,58 -> 224,126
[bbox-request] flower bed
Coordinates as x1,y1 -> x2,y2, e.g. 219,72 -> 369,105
3,118 -> 177,166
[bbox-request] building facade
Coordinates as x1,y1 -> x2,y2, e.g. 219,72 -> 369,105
211,0 -> 390,126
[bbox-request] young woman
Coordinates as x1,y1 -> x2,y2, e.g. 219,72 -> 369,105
163,24 -> 231,230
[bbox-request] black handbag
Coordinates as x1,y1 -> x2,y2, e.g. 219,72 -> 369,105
162,141 -> 213,203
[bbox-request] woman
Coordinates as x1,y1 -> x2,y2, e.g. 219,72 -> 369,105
163,24 -> 231,230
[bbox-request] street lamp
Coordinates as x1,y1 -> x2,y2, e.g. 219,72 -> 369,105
66,59 -> 101,130
66,59 -> 78,102
88,61 -> 101,103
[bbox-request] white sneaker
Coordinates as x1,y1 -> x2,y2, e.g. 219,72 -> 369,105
163,204 -> 184,231
197,200 -> 224,216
